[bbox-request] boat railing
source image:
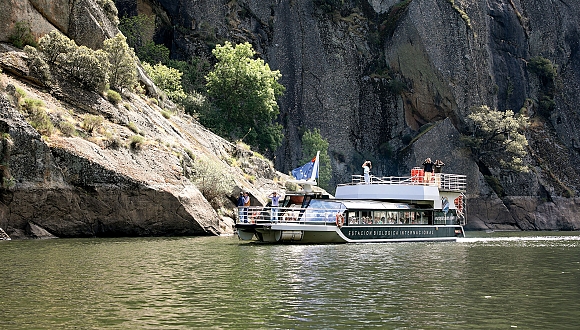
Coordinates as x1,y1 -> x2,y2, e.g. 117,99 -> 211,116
341,173 -> 467,191
237,206 -> 343,225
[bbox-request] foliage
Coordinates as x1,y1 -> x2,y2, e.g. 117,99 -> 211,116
129,135 -> 145,150
38,30 -> 77,64
528,57 -> 558,117
103,33 -> 137,92
142,62 -> 187,103
191,156 -> 234,207
82,114 -> 104,134
167,57 -> 211,94
528,57 -> 557,84
300,128 -> 332,191
58,121 -> 77,137
119,15 -> 156,58
9,21 -> 37,48
30,110 -> 54,136
127,122 -> 139,134
462,105 -> 529,172
484,175 -> 505,197
23,46 -> 51,84
0,133 -> 14,189
66,46 -> 109,92
204,41 -> 285,153
105,89 -> 122,105
139,41 -> 171,65
160,110 -> 172,119
96,0 -> 120,25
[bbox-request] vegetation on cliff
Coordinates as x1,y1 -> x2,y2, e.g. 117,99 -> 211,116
203,41 -> 285,153
462,105 -> 529,175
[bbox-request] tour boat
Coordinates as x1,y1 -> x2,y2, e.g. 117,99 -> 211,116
235,160 -> 467,243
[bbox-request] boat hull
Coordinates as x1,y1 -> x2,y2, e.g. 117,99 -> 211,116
235,223 -> 464,243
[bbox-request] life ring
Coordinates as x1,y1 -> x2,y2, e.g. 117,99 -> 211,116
336,214 -> 345,227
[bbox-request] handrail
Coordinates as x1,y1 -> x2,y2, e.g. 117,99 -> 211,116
237,206 -> 343,225
339,173 -> 467,191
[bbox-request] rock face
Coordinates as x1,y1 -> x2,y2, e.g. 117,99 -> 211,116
2,0 -> 580,233
0,46 -> 285,239
114,0 -> 580,231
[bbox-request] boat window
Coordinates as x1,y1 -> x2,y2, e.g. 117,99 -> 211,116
374,211 -> 387,224
386,211 -> 398,224
303,200 -> 345,222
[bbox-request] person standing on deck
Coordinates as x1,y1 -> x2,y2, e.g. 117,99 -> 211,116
237,192 -> 245,223
422,158 -> 434,184
268,191 -> 281,223
362,161 -> 372,184
434,159 -> 445,187
243,192 -> 250,223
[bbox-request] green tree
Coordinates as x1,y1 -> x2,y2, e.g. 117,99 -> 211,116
103,33 -> 137,92
300,128 -> 332,191
9,21 -> 37,48
66,46 -> 109,92
142,62 -> 187,103
38,30 -> 77,64
119,15 -> 156,57
204,41 -> 285,153
462,105 -> 529,172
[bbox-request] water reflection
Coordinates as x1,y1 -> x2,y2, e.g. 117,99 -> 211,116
0,233 -> 579,329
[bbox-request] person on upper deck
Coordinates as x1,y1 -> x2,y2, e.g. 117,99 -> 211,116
422,158 -> 434,184
434,159 -> 445,187
362,161 -> 372,184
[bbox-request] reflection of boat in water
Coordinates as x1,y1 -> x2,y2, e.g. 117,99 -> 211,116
235,170 -> 467,243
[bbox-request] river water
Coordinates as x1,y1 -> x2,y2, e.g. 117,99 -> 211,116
1,232 -> 579,329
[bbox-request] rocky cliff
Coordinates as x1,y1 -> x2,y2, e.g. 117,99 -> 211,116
114,0 -> 580,231
2,0 -> 580,235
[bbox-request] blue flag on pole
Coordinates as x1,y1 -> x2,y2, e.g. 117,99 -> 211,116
291,156 -> 317,181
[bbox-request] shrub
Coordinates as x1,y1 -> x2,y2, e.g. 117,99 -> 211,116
103,33 -> 137,92
106,89 -> 122,104
58,121 -> 77,137
66,46 -> 109,92
23,46 -> 51,85
82,114 -> 104,134
129,135 -> 144,150
96,0 -> 120,25
104,133 -> 121,149
127,121 -> 139,133
28,107 -> 55,136
20,98 -> 44,114
38,30 -> 77,64
191,156 -> 233,207
160,110 -> 172,119
142,62 -> 187,103
9,21 -> 37,48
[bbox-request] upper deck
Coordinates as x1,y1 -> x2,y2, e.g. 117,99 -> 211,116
335,173 -> 466,203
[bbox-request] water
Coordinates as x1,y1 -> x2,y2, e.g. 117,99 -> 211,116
1,232 -> 579,329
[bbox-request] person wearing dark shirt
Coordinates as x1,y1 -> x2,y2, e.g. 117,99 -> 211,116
422,158 -> 434,184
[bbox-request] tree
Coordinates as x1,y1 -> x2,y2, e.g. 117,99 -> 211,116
103,33 -> 137,92
301,128 -> 332,191
66,46 -> 109,92
462,105 -> 529,172
142,62 -> 187,103
204,41 -> 285,153
38,30 -> 77,64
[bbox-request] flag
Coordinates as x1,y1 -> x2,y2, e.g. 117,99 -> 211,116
291,156 -> 317,181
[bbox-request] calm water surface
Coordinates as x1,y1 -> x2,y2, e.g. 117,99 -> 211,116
1,232 -> 579,329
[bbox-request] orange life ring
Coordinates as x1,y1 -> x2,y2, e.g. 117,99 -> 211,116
336,214 -> 345,227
